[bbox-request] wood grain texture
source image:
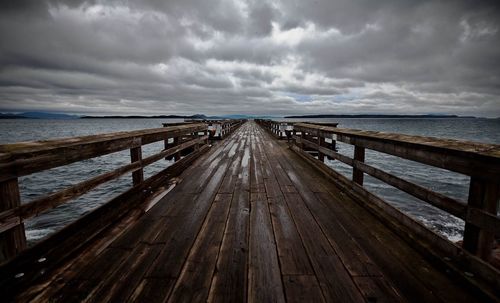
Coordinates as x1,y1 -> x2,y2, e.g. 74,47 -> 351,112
2,121 -> 498,303
0,178 -> 26,263
293,122 -> 500,179
0,124 -> 207,181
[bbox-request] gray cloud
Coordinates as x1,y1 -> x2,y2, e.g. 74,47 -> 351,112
0,0 -> 499,117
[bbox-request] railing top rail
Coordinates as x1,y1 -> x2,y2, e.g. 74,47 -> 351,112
0,123 -> 206,160
300,122 -> 339,127
0,123 -> 207,182
294,122 -> 500,162
161,122 -> 198,127
184,119 -> 243,125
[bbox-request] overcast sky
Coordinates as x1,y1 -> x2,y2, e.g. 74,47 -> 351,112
1,0 -> 499,117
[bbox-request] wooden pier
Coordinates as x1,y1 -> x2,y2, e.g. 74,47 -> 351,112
0,121 -> 499,302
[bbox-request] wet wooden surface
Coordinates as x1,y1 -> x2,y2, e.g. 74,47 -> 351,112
15,121 -> 487,302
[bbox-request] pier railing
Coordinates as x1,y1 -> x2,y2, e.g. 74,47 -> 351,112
255,120 -> 291,139
255,119 -> 339,141
257,120 -> 500,267
179,119 -> 245,140
0,123 -> 209,263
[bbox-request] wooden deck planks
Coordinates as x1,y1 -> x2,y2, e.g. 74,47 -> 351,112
283,192 -> 366,303
167,193 -> 233,303
131,132 -> 240,302
248,192 -> 285,303
257,133 -> 310,275
208,128 -> 251,303
283,275 -> 326,303
271,129 -> 481,303
260,128 -> 399,302
14,121 -> 492,303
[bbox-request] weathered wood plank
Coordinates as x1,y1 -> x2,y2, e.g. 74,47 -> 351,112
167,193 -> 233,303
257,136 -> 316,276
352,145 -> 365,185
296,135 -> 468,218
0,124 -> 206,155
463,178 -> 500,259
294,123 -> 500,179
263,135 -> 403,302
218,139 -> 245,194
248,192 -> 285,303
0,124 -> 207,181
0,145 -> 210,300
311,191 -> 383,277
257,131 -> 331,302
17,208 -> 144,302
52,246 -> 133,301
285,143 -> 489,302
466,208 -> 500,237
4,121 -> 499,303
87,140 -> 238,302
0,178 -> 26,263
267,194 -> 315,276
207,128 -> 251,303
131,127 -> 244,302
282,275 -> 326,303
130,146 -> 144,185
208,189 -> 249,303
353,276 -> 403,303
88,243 -> 164,302
0,135 -> 208,237
283,192 -> 365,303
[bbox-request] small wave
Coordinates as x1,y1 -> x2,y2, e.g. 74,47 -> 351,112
416,215 -> 464,243
26,228 -> 54,242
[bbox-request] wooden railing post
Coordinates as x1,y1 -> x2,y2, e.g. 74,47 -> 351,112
130,146 -> 144,186
299,131 -> 304,150
463,178 -> 500,260
291,129 -> 297,144
194,132 -> 200,151
173,137 -> 181,161
0,178 -> 27,262
353,146 -> 365,185
164,137 -> 170,160
318,135 -> 325,162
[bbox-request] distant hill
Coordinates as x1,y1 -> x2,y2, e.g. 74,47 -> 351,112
0,113 -> 29,119
0,112 -> 281,120
284,114 -> 475,119
0,112 -> 79,119
81,114 -> 280,120
81,114 -> 209,119
216,114 -> 280,119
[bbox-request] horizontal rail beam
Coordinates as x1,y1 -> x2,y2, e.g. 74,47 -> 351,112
293,123 -> 500,180
289,142 -> 500,297
296,136 -> 468,219
0,144 -> 210,293
0,136 -> 207,230
467,208 -> 500,236
0,124 -> 206,182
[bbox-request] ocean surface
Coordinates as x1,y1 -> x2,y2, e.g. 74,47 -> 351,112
1,118 -> 499,244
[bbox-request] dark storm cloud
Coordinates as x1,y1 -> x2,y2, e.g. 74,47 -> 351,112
0,0 -> 499,116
